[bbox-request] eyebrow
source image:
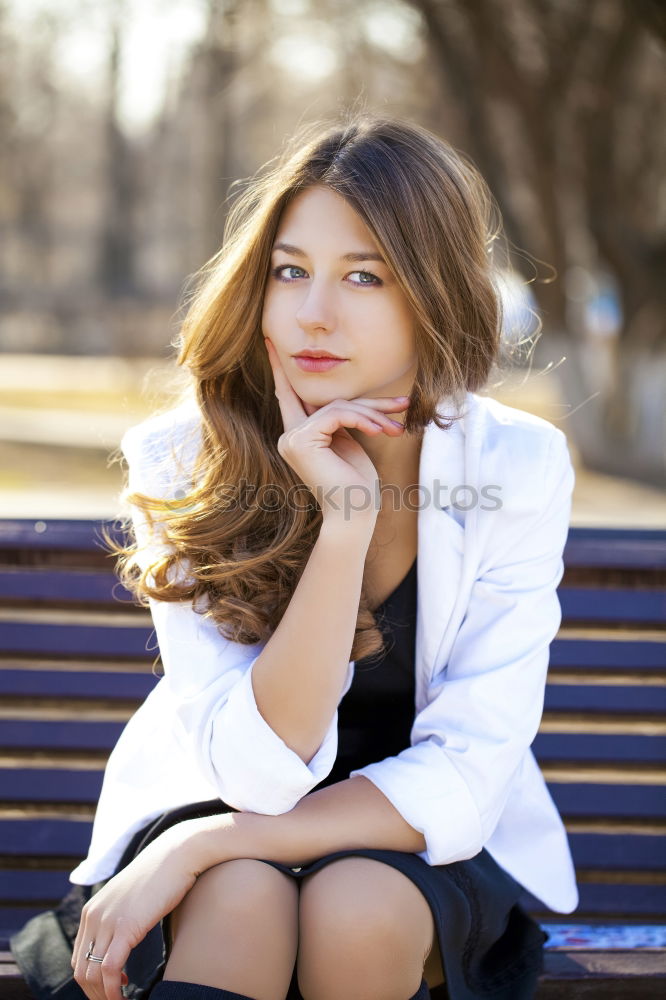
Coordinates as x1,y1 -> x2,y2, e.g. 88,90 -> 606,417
272,241 -> 386,264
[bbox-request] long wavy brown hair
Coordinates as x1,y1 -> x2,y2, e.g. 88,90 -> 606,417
104,110 -> 512,663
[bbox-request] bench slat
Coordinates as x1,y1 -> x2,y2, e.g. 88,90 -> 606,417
5,670 -> 664,711
568,833 -> 665,870
0,569 -> 133,605
574,880 -> 666,916
548,783 -> 666,818
0,720 -> 125,750
558,587 -> 666,624
0,520 -> 651,556
3,630 -> 663,668
0,622 -> 154,658
0,816 -> 662,875
0,906 -> 59,935
0,669 -> 157,699
0,870 -> 74,901
563,527 -> 666,569
550,639 -> 666,670
532,732 -> 666,762
0,519 -> 125,551
4,671 -> 663,713
544,684 -> 666,713
2,572 -> 664,623
2,520 -> 665,565
0,820 -> 91,855
521,881 -> 666,917
1,770 -> 663,823
0,769 -> 104,801
2,720 -> 663,761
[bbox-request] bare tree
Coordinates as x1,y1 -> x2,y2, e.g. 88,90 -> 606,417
98,0 -> 138,299
185,0 -> 272,261
411,0 -> 666,485
2,5 -> 59,309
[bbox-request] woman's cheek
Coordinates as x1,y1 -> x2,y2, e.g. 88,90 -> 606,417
261,281 -> 284,324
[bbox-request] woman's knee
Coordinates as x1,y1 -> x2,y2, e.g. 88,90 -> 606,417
164,860 -> 300,997
169,858 -> 299,944
296,857 -> 434,999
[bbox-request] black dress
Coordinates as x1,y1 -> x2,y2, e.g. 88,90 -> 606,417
14,555 -> 548,999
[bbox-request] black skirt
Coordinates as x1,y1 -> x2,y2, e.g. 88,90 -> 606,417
89,795 -> 547,1000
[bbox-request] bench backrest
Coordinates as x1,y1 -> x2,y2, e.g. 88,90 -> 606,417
0,518 -> 664,937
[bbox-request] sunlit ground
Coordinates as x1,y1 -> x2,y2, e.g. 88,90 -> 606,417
0,354 -> 664,527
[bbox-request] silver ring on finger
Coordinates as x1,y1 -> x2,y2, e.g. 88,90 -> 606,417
85,939 -> 105,963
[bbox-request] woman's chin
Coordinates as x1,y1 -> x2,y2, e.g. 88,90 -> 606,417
300,398 -> 328,416
296,392 -> 339,413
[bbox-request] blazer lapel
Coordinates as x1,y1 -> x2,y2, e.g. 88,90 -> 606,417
415,393 -> 484,709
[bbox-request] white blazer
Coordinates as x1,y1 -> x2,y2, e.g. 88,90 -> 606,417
69,391 -> 579,914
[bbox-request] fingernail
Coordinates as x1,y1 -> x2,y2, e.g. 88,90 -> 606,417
395,395 -> 410,402
390,419 -> 404,427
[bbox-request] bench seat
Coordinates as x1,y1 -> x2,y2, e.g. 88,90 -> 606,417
0,519 -> 664,997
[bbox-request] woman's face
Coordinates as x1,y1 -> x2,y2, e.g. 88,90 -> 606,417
261,185 -> 418,408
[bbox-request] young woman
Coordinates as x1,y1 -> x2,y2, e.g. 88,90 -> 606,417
12,113 -> 578,1000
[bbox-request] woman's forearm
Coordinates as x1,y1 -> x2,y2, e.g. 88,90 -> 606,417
251,518 -> 375,765
184,776 -> 427,876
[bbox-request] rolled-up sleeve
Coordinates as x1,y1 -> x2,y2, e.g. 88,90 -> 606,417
121,422 -> 342,814
350,428 -> 575,865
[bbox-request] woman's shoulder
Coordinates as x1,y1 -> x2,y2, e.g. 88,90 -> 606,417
120,396 -> 204,495
463,391 -> 573,515
464,391 -> 569,478
460,394 -> 574,568
468,392 -> 562,435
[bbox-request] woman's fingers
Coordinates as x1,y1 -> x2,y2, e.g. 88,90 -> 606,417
264,338 -> 307,431
75,932 -> 110,999
73,920 -> 127,1000
99,937 -> 131,1000
69,828 -> 204,998
291,402 -> 406,441
343,395 -> 411,412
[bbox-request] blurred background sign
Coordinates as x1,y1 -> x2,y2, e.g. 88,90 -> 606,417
1,0 -> 664,524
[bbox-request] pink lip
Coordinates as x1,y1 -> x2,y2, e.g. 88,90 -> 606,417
294,357 -> 348,373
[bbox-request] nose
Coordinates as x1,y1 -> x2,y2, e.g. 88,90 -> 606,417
295,279 -> 336,333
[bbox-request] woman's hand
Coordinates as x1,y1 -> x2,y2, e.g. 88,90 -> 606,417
264,337 -> 410,526
71,823 -> 205,999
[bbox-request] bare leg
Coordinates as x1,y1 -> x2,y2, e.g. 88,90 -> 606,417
296,857 -> 441,1000
163,859 -> 299,1000
423,931 -> 445,990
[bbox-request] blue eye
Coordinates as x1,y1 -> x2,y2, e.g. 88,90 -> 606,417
271,265 -> 382,287
350,270 -> 382,285
272,265 -> 306,282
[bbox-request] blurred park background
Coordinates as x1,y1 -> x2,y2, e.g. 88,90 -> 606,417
0,0 -> 664,525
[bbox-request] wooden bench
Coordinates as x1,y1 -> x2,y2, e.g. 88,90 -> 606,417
0,517 -> 664,998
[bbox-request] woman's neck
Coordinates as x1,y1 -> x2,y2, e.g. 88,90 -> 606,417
350,426 -> 423,500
